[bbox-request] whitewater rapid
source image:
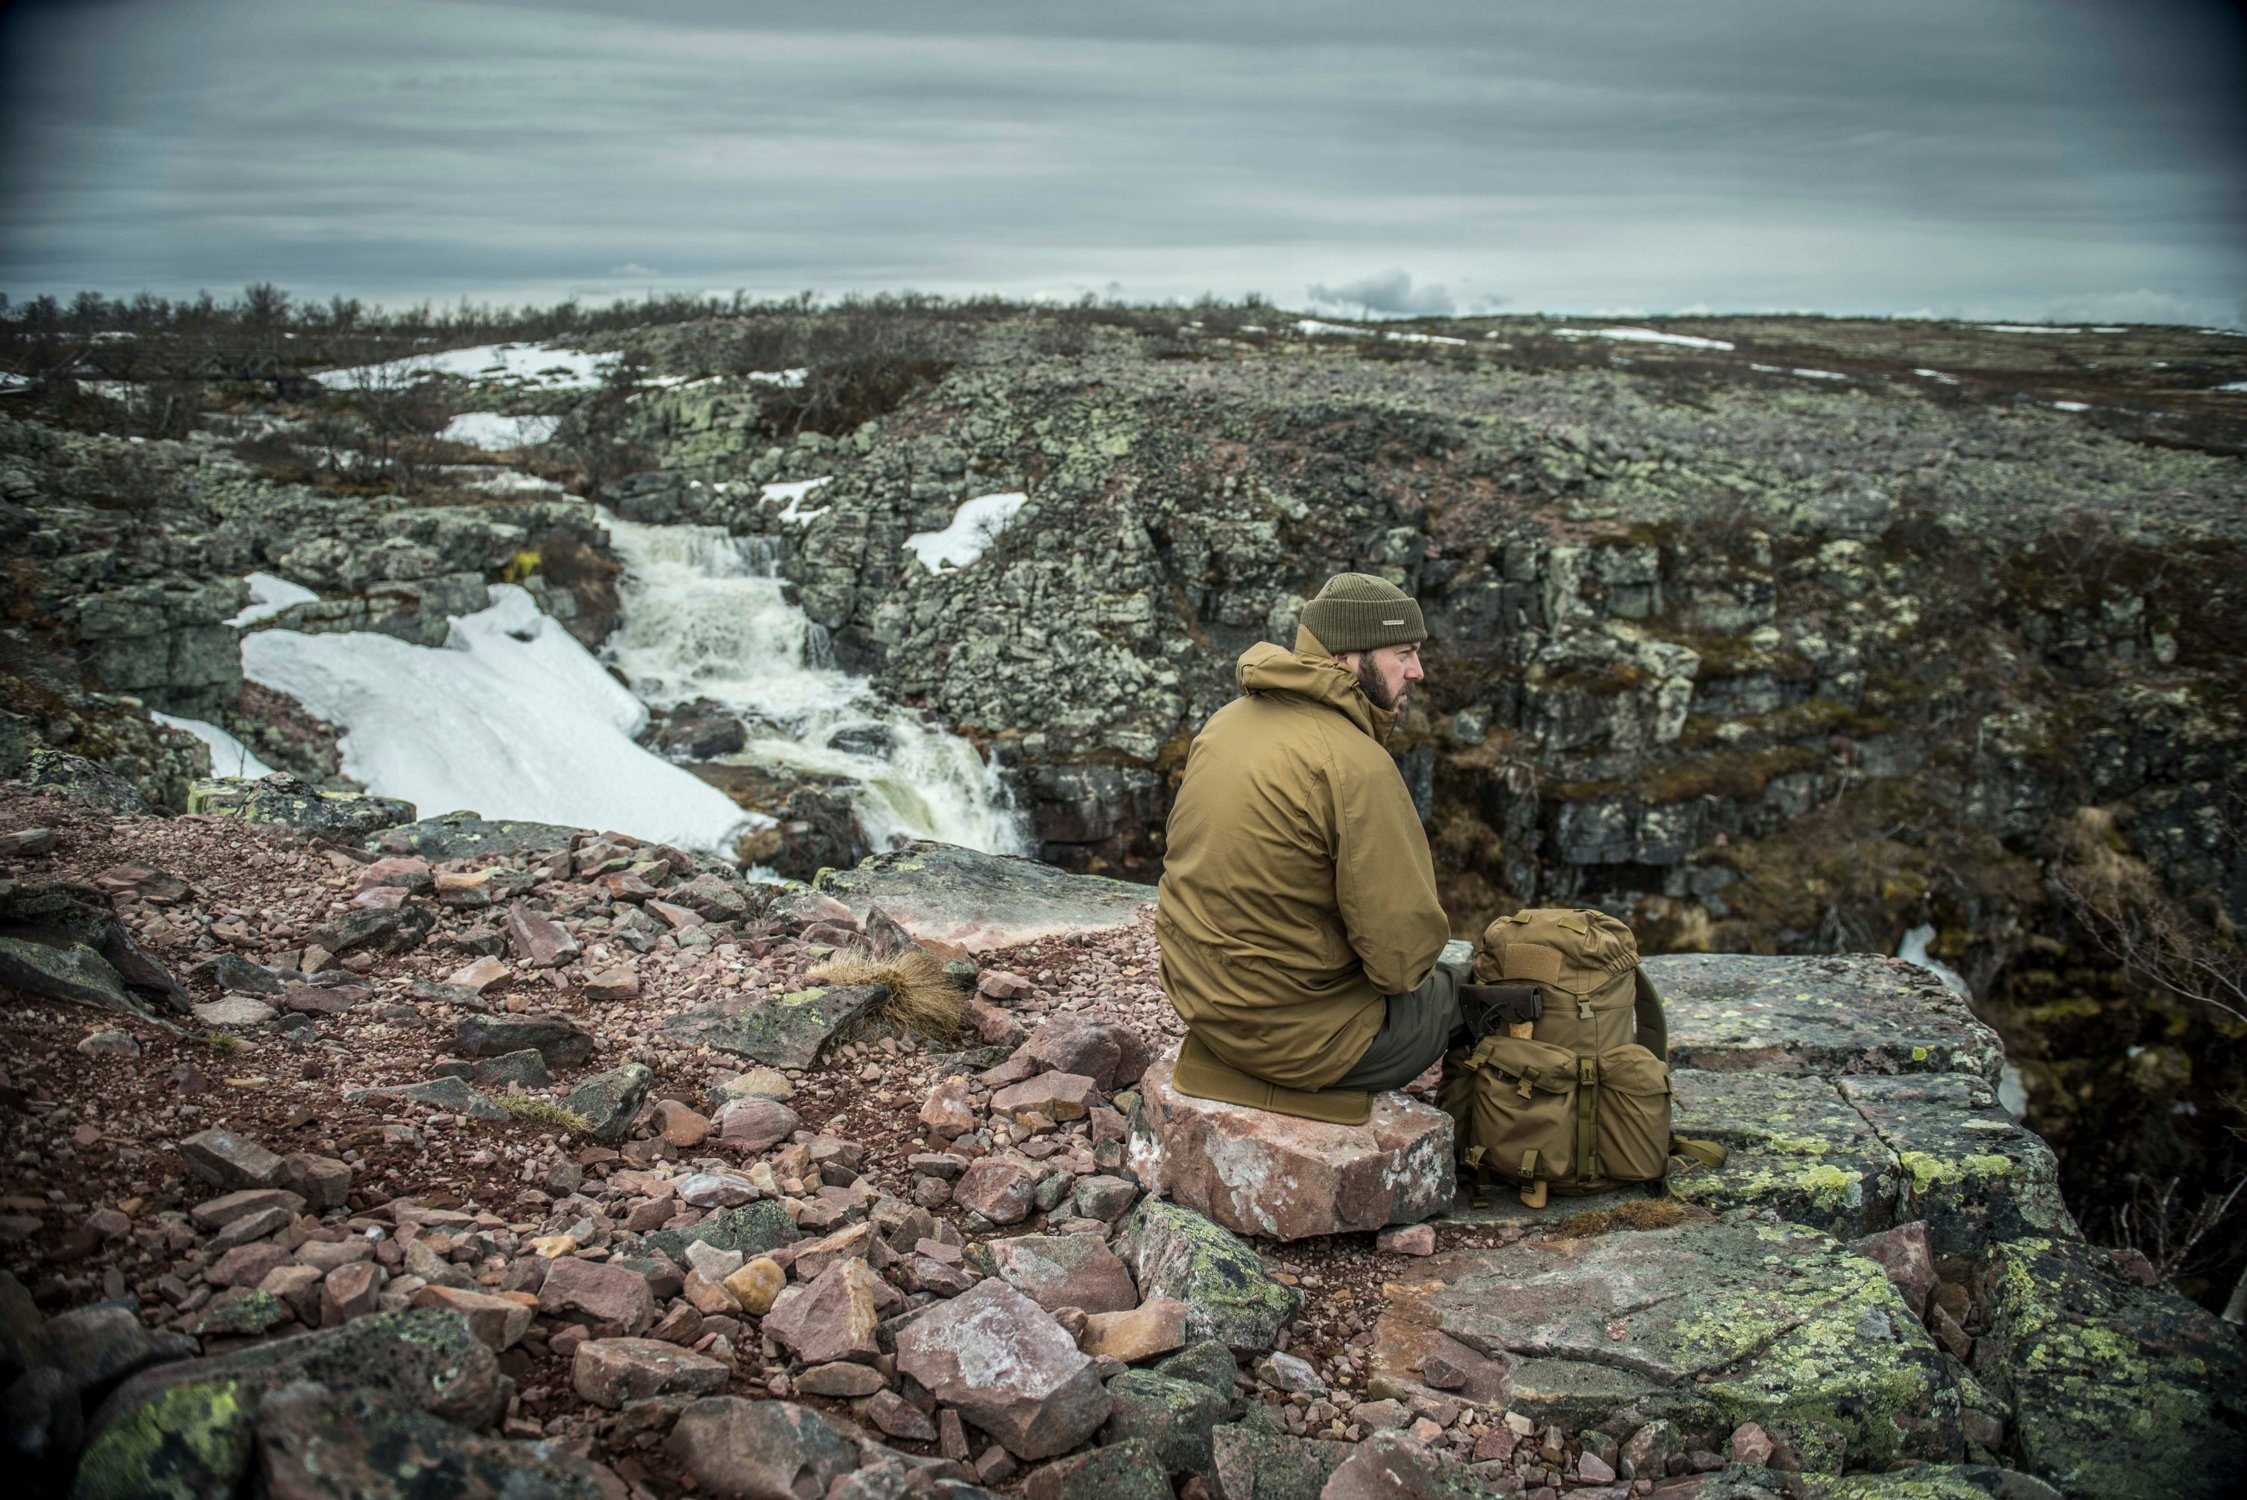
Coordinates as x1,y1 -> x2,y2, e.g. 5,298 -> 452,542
599,511 -> 1029,856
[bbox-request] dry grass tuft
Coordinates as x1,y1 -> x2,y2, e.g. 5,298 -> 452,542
811,947 -> 965,1039
494,1093 -> 592,1134
1548,1196 -> 1712,1238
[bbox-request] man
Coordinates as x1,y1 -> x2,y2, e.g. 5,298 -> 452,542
1156,572 -> 1468,1119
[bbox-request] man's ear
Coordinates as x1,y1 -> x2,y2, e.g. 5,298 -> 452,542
1334,649 -> 1361,671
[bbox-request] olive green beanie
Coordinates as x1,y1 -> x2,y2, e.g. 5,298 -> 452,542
1299,573 -> 1426,652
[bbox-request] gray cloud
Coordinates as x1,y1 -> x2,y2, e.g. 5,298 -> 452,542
1,0 -> 2241,323
1306,271 -> 1458,319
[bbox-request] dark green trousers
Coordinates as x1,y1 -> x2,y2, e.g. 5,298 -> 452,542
1331,957 -> 1469,1092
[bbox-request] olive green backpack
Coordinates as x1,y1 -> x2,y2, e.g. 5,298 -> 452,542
1439,908 -> 1723,1207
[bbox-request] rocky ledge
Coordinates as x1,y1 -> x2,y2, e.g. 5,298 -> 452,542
0,785 -> 2238,1499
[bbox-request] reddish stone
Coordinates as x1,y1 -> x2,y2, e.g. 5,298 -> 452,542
952,1159 -> 1035,1225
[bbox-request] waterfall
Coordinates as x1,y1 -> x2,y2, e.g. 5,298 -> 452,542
599,511 -> 1030,856
1898,923 -> 2027,1118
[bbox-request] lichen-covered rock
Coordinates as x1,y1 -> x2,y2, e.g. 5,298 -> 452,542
345,1076 -> 508,1121
1370,1220 -> 1963,1470
1127,1053 -> 1453,1241
367,812 -> 581,860
560,1063 -> 653,1143
1652,954 -> 2005,1084
252,1381 -> 623,1499
1207,1423 -> 1354,1500
815,841 -> 1154,952
1025,1438 -> 1171,1500
1119,1198 -> 1299,1353
1974,1236 -> 2247,1499
1839,1074 -> 2077,1256
1100,1369 -> 1230,1479
667,1397 -> 862,1500
663,984 -> 886,1069
644,1200 -> 799,1264
187,774 -> 416,839
1668,1070 -> 1900,1238
74,1309 -> 501,1500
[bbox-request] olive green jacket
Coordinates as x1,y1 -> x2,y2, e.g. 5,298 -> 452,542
1155,629 -> 1450,1090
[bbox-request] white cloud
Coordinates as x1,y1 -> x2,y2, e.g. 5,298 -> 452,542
1305,270 -> 1455,319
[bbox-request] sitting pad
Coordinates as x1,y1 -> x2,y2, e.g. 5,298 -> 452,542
1172,1031 -> 1372,1126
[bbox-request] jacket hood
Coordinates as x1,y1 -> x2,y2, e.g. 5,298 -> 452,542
1235,635 -> 1393,741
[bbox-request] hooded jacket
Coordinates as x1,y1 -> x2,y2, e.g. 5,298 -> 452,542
1155,628 -> 1451,1090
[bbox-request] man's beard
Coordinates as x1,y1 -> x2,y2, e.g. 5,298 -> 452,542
1356,656 -> 1401,712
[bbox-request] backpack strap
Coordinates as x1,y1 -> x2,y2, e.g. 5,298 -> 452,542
1670,1135 -> 1728,1171
1576,1054 -> 1601,1181
1632,968 -> 1669,1063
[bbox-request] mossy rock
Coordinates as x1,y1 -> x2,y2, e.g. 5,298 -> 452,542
1207,1423 -> 1355,1500
187,774 -> 416,839
367,812 -> 584,860
1670,1069 -> 1900,1238
1372,1220 -> 1962,1470
1120,1198 -> 1300,1353
1974,1236 -> 2247,1499
74,1309 -> 502,1500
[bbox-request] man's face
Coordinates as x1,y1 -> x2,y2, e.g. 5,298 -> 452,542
1341,641 -> 1424,713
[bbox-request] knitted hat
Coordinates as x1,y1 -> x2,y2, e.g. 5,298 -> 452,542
1299,573 -> 1426,652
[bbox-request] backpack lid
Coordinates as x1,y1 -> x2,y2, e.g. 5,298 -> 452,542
1478,907 -> 1640,995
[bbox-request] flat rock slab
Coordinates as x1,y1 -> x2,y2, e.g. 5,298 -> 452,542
187,775 -> 415,839
816,839 -> 1154,952
1667,1070 -> 1900,1240
1371,1220 -> 1962,1471
1128,1053 -> 1453,1241
1649,953 -> 2004,1084
368,813 -> 583,860
664,984 -> 884,1070
1977,1235 -> 2247,1499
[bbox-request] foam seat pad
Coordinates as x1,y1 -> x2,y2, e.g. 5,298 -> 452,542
1172,1031 -> 1372,1126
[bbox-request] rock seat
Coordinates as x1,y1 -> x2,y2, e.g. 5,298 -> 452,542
1126,1051 -> 1453,1241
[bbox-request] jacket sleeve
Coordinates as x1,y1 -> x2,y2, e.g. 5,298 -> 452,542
1328,734 -> 1450,997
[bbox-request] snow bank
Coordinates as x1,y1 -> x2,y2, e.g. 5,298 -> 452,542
227,572 -> 320,628
1295,319 -> 1376,338
1911,368 -> 1960,385
2214,381 -> 2247,393
2050,400 -> 2091,412
1554,326 -> 1735,351
747,368 -> 809,387
240,584 -> 759,855
904,493 -> 1028,573
317,343 -> 617,391
441,411 -> 563,449
152,712 -> 275,779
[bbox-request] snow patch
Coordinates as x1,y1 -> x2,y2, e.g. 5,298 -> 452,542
227,572 -> 321,628
317,342 -> 617,391
1911,368 -> 1960,384
904,493 -> 1029,573
1553,326 -> 1734,351
2050,400 -> 2091,412
241,584 -> 760,855
762,476 -> 834,526
747,368 -> 809,387
441,411 -> 563,449
1790,368 -> 1849,381
1295,319 -> 1375,339
151,712 -> 276,779
2213,381 -> 2247,393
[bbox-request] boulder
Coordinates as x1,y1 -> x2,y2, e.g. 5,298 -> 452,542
250,1382 -> 620,1500
409,1286 -> 536,1351
74,1309 -> 502,1500
572,1337 -> 731,1408
452,1013 -> 594,1068
953,1159 -> 1035,1225
1120,1198 -> 1299,1353
1025,1438 -> 1171,1500
716,1097 -> 801,1151
664,985 -> 887,1070
989,1233 -> 1139,1315
895,1278 -> 1112,1460
1975,1235 -> 2247,1498
1126,1053 -> 1452,1241
646,1201 -> 798,1264
1839,1073 -> 2078,1255
177,1128 -> 286,1191
187,774 -> 415,839
816,841 -> 1155,953
561,1062 -> 653,1143
1368,1220 -> 1961,1469
668,1397 -> 861,1500
1667,1069 -> 1901,1238
1102,1369 -> 1230,1479
763,1259 -> 883,1366
1208,1424 -> 1354,1500
1016,1016 -> 1152,1092
1320,1431 -> 1483,1500
369,813 -> 580,861
538,1257 -> 656,1335
344,1076 -> 507,1120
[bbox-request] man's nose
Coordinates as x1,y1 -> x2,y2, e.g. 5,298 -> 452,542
1404,657 -> 1424,681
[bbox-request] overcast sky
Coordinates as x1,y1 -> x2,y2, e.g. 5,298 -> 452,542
2,0 -> 2242,323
